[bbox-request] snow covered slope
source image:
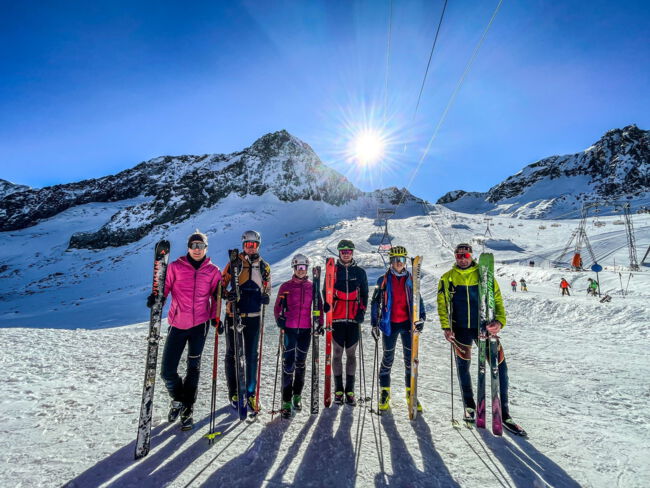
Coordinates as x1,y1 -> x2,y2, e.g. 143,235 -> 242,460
438,125 -> 650,218
1,209 -> 649,487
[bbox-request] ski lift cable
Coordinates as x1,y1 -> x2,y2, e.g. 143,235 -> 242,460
393,0 -> 505,213
413,0 -> 449,119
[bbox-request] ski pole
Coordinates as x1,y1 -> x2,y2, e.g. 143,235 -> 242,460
358,322 -> 369,404
253,304 -> 265,415
450,343 -> 457,426
271,329 -> 283,420
206,282 -> 222,442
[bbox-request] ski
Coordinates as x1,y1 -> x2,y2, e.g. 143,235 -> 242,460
324,257 -> 335,408
408,255 -> 423,420
229,249 -> 248,421
134,239 -> 171,460
311,266 -> 322,414
249,303 -> 265,419
476,253 -> 490,429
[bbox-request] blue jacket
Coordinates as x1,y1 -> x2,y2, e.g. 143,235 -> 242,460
370,270 -> 426,336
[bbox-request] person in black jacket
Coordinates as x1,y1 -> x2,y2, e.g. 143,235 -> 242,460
324,239 -> 369,405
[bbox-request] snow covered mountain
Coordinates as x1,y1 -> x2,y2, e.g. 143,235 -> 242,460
0,130 -> 423,328
438,125 -> 649,218
0,178 -> 30,199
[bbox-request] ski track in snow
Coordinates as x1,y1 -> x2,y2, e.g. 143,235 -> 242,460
1,209 -> 649,487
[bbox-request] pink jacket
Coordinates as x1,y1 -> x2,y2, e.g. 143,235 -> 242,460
274,276 -> 323,329
164,256 -> 221,329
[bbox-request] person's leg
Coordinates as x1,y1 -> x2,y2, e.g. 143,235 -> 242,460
398,322 -> 412,388
292,329 -> 311,397
160,326 -> 189,402
183,322 -> 209,406
242,316 -> 261,398
332,322 -> 346,393
453,327 -> 477,409
282,329 -> 298,402
344,321 -> 359,393
379,326 -> 399,388
495,339 -> 510,417
223,316 -> 237,399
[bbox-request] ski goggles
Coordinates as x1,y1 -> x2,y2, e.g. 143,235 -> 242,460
294,264 -> 308,271
455,252 -> 471,259
339,249 -> 353,255
243,241 -> 259,250
189,242 -> 207,250
390,256 -> 407,264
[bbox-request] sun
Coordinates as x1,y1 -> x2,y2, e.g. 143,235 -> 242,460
351,130 -> 386,166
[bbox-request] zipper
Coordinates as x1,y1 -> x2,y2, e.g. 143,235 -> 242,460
345,266 -> 349,320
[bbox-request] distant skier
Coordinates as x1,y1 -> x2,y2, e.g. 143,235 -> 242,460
273,254 -> 323,418
149,230 -> 222,430
560,278 -> 571,296
510,280 -> 517,292
322,239 -> 368,406
519,278 -> 528,292
437,243 -> 526,436
587,278 -> 599,296
222,230 -> 271,413
370,246 -> 426,412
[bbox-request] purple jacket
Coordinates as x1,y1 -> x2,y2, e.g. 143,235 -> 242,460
164,256 -> 221,330
274,276 -> 323,329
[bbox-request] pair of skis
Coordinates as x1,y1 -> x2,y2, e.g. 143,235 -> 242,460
311,259 -> 334,412
408,256 -> 423,420
476,252 -> 503,435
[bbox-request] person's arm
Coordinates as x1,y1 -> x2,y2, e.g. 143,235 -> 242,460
370,276 -> 382,327
493,279 -> 507,328
437,276 -> 450,330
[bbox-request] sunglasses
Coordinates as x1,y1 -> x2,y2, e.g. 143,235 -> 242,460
189,242 -> 207,250
294,264 -> 308,271
455,252 -> 471,259
243,241 -> 259,250
339,249 -> 353,255
390,256 -> 407,263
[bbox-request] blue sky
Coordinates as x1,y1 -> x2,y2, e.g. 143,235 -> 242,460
1,0 -> 648,201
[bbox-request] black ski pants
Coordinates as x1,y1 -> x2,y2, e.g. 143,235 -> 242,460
282,328 -> 311,402
453,327 -> 510,416
224,315 -> 261,399
379,320 -> 412,388
160,322 -> 209,407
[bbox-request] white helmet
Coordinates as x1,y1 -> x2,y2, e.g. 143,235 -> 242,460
241,230 -> 261,245
291,253 -> 310,267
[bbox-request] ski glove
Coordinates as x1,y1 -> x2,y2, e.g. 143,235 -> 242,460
261,293 -> 270,306
225,291 -> 238,303
414,320 -> 424,332
315,324 -> 324,336
355,309 -> 365,324
486,321 -> 502,335
276,316 -> 286,329
323,302 -> 331,313
371,326 -> 380,342
146,294 -> 165,309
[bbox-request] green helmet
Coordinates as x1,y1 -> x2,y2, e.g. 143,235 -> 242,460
337,239 -> 355,251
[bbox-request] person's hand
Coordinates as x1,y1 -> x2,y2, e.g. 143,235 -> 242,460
210,318 -> 219,328
486,321 -> 502,335
316,324 -> 324,336
226,291 -> 237,303
355,309 -> 365,324
323,302 -> 331,313
414,320 -> 424,332
146,294 -> 165,308
443,329 -> 455,343
371,326 -> 380,342
261,294 -> 270,305
217,321 -> 225,335
276,317 -> 286,329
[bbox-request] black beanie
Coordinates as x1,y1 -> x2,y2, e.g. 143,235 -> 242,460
188,229 -> 208,248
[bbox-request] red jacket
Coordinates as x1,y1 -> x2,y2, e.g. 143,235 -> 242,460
164,256 -> 221,329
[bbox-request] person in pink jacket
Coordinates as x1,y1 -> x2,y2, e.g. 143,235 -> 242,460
148,230 -> 221,430
273,253 -> 323,418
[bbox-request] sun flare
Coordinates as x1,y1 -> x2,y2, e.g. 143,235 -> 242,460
351,130 -> 386,166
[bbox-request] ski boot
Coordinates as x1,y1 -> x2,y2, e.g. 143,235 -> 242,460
463,407 -> 476,423
180,405 -> 193,431
168,400 -> 183,423
247,395 -> 260,415
281,401 -> 292,419
379,387 -> 391,411
334,391 -> 345,405
406,387 -> 423,412
292,395 -> 302,411
345,391 -> 357,406
503,416 -> 527,436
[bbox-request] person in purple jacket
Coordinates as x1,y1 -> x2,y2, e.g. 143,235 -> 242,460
147,230 -> 222,430
273,253 -> 323,419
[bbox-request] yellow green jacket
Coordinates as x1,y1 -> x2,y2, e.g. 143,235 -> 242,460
437,262 -> 506,330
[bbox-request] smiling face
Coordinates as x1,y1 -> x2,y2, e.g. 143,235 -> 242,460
294,264 -> 308,278
339,249 -> 353,264
390,256 -> 406,272
454,250 -> 472,269
188,241 -> 207,261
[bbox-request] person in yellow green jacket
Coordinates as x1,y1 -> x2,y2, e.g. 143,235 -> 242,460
437,243 -> 526,436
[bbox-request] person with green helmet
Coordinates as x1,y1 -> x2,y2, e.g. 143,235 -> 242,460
370,245 -> 426,412
323,239 -> 369,405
